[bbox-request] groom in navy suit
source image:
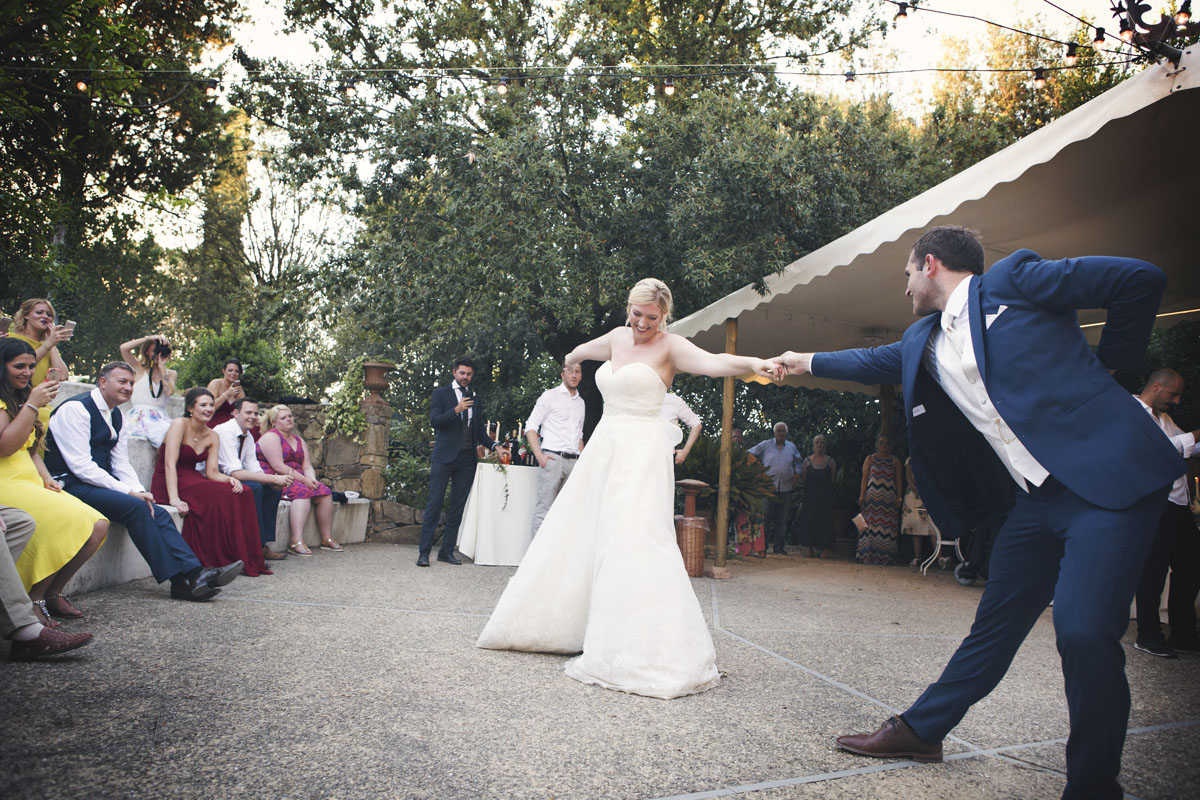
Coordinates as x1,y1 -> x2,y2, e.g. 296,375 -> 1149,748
417,356 -> 502,567
778,227 -> 1184,800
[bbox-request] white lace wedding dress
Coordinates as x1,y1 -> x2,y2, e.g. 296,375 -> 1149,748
475,361 -> 720,699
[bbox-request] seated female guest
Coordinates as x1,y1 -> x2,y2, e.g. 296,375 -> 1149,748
7,298 -> 74,430
257,404 -> 341,556
0,339 -> 107,624
205,359 -> 245,429
151,388 -> 269,577
120,334 -> 177,447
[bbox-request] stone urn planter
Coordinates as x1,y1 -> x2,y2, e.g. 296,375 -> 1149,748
361,361 -> 396,405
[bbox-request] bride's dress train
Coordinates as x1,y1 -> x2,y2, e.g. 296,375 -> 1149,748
476,361 -> 720,699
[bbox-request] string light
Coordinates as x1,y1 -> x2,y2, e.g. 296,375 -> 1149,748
496,77 -> 508,96
1177,1 -> 1192,30
1064,42 -> 1078,66
1092,26 -> 1105,47
75,79 -> 88,92
1033,67 -> 1047,89
895,2 -> 910,21
663,77 -> 675,96
1119,18 -> 1134,43
340,78 -> 356,97
844,68 -> 856,84
205,78 -> 219,97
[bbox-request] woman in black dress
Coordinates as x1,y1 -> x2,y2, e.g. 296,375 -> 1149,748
798,434 -> 837,558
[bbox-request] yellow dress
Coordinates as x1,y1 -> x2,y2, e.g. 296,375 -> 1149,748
0,401 -> 106,589
7,332 -> 54,432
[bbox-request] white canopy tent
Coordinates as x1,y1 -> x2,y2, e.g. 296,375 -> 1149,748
671,49 -> 1200,395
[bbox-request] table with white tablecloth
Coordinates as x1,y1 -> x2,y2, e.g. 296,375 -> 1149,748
456,463 -> 539,566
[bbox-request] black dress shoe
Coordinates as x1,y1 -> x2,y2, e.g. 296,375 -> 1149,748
170,582 -> 221,602
416,553 -> 430,567
437,552 -> 462,565
197,561 -> 243,591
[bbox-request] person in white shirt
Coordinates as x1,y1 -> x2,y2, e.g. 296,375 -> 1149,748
660,393 -> 702,465
43,361 -> 242,601
525,362 -> 585,535
211,397 -> 294,562
1132,368 -> 1200,658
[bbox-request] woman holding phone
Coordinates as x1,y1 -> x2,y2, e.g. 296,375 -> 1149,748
7,298 -> 73,430
205,359 -> 245,429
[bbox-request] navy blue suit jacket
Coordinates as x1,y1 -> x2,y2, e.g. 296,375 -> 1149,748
429,384 -> 497,464
814,250 -> 1185,540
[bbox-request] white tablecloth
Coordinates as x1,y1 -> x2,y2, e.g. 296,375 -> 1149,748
456,463 -> 539,566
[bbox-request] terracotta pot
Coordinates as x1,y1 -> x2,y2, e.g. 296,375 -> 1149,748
361,361 -> 395,405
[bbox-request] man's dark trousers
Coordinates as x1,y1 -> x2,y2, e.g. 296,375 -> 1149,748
64,484 -> 202,582
901,478 -> 1167,800
765,491 -> 791,553
1135,502 -> 1200,646
418,448 -> 476,558
242,480 -> 284,546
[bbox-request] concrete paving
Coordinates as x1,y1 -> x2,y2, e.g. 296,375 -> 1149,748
2,544 -> 1198,799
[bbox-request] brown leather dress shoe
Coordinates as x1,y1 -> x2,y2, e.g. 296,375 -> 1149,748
836,716 -> 943,763
10,627 -> 95,661
263,546 -> 287,561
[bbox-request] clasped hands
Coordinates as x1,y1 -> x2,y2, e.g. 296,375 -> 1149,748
750,351 -> 815,382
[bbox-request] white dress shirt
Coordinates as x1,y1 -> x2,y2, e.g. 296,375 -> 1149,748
452,381 -> 473,426
212,418 -> 263,477
1134,396 -> 1198,506
524,383 -> 585,454
48,388 -> 145,493
660,393 -> 700,429
924,277 -> 1050,492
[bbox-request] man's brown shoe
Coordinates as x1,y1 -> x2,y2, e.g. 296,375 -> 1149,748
263,546 -> 287,561
836,716 -> 943,763
10,627 -> 95,661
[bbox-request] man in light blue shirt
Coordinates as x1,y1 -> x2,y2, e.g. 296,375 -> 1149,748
748,422 -> 802,554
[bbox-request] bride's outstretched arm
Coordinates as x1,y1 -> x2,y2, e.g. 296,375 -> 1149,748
668,334 -> 780,380
565,329 -> 615,367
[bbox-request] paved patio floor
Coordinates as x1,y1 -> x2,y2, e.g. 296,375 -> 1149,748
2,543 -> 1198,799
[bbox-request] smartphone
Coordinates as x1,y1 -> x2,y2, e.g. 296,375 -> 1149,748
232,379 -> 241,387
0,316 -> 11,335
63,320 -> 77,332
46,367 -> 63,382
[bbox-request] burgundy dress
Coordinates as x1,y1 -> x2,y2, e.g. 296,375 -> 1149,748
256,429 -> 333,501
207,398 -> 235,429
152,443 -> 270,576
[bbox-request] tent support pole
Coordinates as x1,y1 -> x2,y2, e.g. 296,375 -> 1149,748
715,318 -> 737,568
880,383 -> 895,439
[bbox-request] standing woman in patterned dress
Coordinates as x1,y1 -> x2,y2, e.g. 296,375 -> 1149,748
857,432 -> 903,565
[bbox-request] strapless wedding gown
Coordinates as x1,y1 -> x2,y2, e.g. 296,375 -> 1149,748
476,361 -> 720,699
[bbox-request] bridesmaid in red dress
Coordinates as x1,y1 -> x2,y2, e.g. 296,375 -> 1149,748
205,359 -> 244,429
152,387 -> 269,577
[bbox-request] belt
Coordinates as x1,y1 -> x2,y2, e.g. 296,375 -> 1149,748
543,449 -> 579,460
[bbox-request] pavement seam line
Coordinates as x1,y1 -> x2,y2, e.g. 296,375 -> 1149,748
124,587 -> 490,617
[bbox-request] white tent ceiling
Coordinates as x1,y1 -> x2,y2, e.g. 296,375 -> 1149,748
671,49 -> 1200,394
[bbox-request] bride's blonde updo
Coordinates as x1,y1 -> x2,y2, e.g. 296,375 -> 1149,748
626,278 -> 673,331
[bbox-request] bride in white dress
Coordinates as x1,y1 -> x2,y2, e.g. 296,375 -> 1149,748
476,278 -> 779,699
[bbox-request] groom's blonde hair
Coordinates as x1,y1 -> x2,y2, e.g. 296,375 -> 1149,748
626,278 -> 673,330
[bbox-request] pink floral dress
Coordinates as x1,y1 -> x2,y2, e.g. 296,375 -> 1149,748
256,429 -> 333,501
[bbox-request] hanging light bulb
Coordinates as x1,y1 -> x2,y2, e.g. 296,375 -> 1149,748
1176,1 -> 1192,30
496,78 -> 508,96
894,2 -> 909,21
1033,67 -> 1047,90
75,78 -> 88,92
663,77 -> 675,96
340,79 -> 356,97
1092,27 -> 1105,47
1064,42 -> 1078,67
844,69 -> 856,84
1119,18 -> 1134,43
205,78 -> 219,98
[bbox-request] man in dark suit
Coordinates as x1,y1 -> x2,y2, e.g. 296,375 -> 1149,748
417,356 -> 502,567
777,227 -> 1184,800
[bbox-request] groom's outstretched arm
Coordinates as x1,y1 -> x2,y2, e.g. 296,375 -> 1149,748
778,342 -> 903,387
